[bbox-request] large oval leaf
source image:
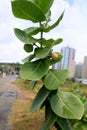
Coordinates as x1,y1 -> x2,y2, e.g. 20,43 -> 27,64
35,0 -> 54,14
41,39 -> 54,47
50,91 -> 84,119
11,0 -> 46,22
14,28 -> 38,44
30,86 -> 50,113
43,69 -> 69,90
24,27 -> 40,36
20,59 -> 49,81
35,46 -> 51,59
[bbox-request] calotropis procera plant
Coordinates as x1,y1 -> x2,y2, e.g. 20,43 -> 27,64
11,0 -> 84,129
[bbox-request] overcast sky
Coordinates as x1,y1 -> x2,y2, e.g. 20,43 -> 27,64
0,0 -> 87,63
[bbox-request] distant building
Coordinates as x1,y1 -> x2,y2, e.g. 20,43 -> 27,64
82,56 -> 87,79
0,62 -> 21,75
60,46 -> 75,76
74,63 -> 83,78
52,62 -> 61,70
52,46 -> 76,76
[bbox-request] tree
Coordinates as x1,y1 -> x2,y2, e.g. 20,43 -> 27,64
11,0 -> 84,129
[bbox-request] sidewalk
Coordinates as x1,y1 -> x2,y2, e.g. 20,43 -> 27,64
0,76 -> 17,130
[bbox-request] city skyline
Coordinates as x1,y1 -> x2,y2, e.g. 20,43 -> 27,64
82,56 -> 87,79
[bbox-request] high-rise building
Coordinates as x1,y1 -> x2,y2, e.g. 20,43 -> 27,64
74,63 -> 83,78
52,62 -> 61,70
52,46 -> 75,76
82,56 -> 87,79
60,46 -> 75,76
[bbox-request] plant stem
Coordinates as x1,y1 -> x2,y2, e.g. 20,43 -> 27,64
45,100 -> 50,119
55,122 -> 62,130
45,100 -> 51,130
40,22 -> 43,47
34,43 -> 39,48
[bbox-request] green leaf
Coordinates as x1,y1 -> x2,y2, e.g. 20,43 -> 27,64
77,93 -> 87,104
43,11 -> 64,32
40,108 -> 57,130
35,46 -> 51,59
30,86 -> 50,113
24,27 -> 40,36
41,39 -> 54,46
72,83 -> 79,92
43,69 -> 69,90
39,38 -> 63,47
20,59 -> 49,81
11,0 -> 46,22
24,44 -> 33,52
28,54 -> 36,61
22,54 -> 35,62
79,123 -> 87,130
25,11 -> 64,33
22,56 -> 30,63
52,38 -> 63,46
46,10 -> 51,20
14,28 -> 38,44
35,0 -> 54,14
74,123 -> 87,130
57,117 -> 72,130
29,81 -> 37,91
50,91 -> 84,119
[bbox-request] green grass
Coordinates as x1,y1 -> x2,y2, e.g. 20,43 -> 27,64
62,81 -> 87,96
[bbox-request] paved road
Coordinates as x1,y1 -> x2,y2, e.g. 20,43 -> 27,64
0,76 -> 17,130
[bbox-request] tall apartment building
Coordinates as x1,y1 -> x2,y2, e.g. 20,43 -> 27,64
82,56 -> 87,79
74,63 -> 83,78
52,62 -> 61,70
60,46 -> 75,76
52,46 -> 75,76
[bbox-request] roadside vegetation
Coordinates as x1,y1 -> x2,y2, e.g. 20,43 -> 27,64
9,79 -> 87,130
9,79 -> 57,130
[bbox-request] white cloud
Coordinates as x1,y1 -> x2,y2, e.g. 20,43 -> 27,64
0,42 -> 28,63
50,0 -> 87,63
0,0 -> 87,63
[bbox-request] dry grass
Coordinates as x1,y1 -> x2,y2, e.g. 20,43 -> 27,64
9,100 -> 45,130
62,81 -> 87,96
9,99 -> 56,130
9,79 -> 56,130
9,79 -> 87,130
